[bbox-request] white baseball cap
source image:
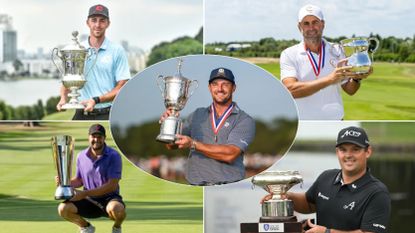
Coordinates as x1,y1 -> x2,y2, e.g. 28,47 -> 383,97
298,4 -> 324,22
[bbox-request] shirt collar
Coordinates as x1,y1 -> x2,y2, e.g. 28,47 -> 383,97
333,168 -> 372,192
208,102 -> 240,114
84,36 -> 109,51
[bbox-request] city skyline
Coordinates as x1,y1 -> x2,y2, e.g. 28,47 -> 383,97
0,0 -> 202,53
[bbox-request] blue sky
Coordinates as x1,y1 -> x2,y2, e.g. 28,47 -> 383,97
205,0 -> 415,43
0,0 -> 202,53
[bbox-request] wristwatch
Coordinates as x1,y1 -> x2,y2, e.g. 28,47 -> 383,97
325,228 -> 331,233
92,96 -> 101,104
352,78 -> 361,84
190,140 -> 197,151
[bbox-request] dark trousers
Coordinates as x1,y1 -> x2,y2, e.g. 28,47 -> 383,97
72,107 -> 111,120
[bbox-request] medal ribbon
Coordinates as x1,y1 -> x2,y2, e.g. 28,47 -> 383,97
210,103 -> 234,141
305,41 -> 325,77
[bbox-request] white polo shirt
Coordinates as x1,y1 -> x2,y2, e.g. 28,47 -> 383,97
281,39 -> 345,120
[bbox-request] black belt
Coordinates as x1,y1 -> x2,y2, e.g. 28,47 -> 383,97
82,106 -> 111,116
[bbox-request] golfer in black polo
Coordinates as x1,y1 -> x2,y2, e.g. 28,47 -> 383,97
264,126 -> 391,233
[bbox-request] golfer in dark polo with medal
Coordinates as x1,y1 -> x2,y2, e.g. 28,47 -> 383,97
161,67 -> 256,185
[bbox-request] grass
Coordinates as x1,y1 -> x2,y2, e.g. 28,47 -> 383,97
0,122 -> 203,233
42,110 -> 76,121
256,62 -> 415,120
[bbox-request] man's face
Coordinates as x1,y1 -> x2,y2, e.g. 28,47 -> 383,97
86,15 -> 110,39
298,15 -> 324,42
208,79 -> 236,105
336,143 -> 371,177
89,133 -> 106,151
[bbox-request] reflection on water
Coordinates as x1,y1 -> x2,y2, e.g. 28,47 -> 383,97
204,152 -> 414,233
0,79 -> 61,106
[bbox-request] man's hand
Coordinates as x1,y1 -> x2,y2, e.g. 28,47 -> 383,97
82,99 -> 96,112
56,98 -> 67,111
69,189 -> 87,202
304,219 -> 327,233
174,134 -> 192,149
159,108 -> 179,124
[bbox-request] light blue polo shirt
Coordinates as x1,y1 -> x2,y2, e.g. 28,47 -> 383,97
80,37 -> 130,109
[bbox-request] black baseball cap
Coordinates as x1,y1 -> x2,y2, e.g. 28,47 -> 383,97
89,124 -> 106,136
336,126 -> 370,148
209,67 -> 235,84
88,4 -> 109,19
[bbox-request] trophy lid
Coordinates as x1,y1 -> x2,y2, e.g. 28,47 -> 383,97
61,31 -> 87,52
164,58 -> 191,82
252,171 -> 303,195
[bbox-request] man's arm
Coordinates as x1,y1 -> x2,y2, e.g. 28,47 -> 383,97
282,66 -> 353,98
83,79 -> 128,111
70,177 -> 83,188
305,219 -> 375,233
174,134 -> 241,163
70,178 -> 119,201
341,67 -> 373,95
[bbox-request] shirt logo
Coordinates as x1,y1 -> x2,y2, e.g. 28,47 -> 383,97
240,139 -> 248,146
373,223 -> 386,229
224,122 -> 230,127
341,130 -> 361,138
343,201 -> 355,210
318,192 -> 329,200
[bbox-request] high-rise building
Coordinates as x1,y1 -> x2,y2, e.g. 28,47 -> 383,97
0,14 -> 17,63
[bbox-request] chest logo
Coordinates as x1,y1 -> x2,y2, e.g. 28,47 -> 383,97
224,122 -> 230,127
318,192 -> 329,200
343,201 -> 355,210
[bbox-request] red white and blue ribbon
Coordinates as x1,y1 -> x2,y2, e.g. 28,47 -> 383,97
210,103 -> 234,142
305,41 -> 325,77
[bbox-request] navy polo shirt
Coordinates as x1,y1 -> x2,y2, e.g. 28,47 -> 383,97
306,169 -> 390,233
182,102 -> 256,185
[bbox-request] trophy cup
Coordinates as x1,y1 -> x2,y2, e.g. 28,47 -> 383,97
52,31 -> 96,109
241,171 -> 303,233
156,58 -> 198,143
331,37 -> 379,74
51,135 -> 75,200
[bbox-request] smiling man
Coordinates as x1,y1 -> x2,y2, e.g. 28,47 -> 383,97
57,4 -> 130,120
161,67 -> 256,185
263,126 -> 391,233
280,4 -> 373,120
56,124 -> 125,233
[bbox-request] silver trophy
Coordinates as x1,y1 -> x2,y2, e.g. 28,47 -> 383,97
52,31 -> 96,109
331,37 -> 379,74
252,171 -> 303,221
156,58 -> 198,143
52,135 -> 75,200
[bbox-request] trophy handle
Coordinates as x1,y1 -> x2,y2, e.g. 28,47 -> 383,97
156,75 -> 165,97
368,37 -> 380,53
51,48 -> 64,75
84,48 -> 98,78
188,80 -> 199,98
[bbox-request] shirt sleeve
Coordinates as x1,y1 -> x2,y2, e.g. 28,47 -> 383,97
360,191 -> 391,233
114,46 -> 131,82
182,111 -> 195,136
227,114 -> 255,152
305,178 -> 318,204
280,49 -> 298,80
107,151 -> 122,179
75,155 -> 82,180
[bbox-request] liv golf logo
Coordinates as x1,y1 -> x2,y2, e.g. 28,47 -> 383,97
259,223 -> 284,232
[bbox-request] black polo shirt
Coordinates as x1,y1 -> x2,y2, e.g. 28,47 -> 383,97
305,169 -> 390,233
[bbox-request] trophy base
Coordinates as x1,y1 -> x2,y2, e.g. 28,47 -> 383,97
156,134 -> 176,144
61,103 -> 85,109
241,222 -> 302,233
156,116 -> 182,144
55,186 -> 74,200
259,215 -> 297,223
350,65 -> 370,74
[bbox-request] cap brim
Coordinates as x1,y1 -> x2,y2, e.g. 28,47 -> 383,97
335,140 -> 367,148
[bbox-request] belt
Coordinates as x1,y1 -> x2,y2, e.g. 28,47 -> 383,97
83,106 -> 111,116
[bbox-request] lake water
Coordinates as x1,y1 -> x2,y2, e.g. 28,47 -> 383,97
0,79 -> 61,107
205,152 -> 414,233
